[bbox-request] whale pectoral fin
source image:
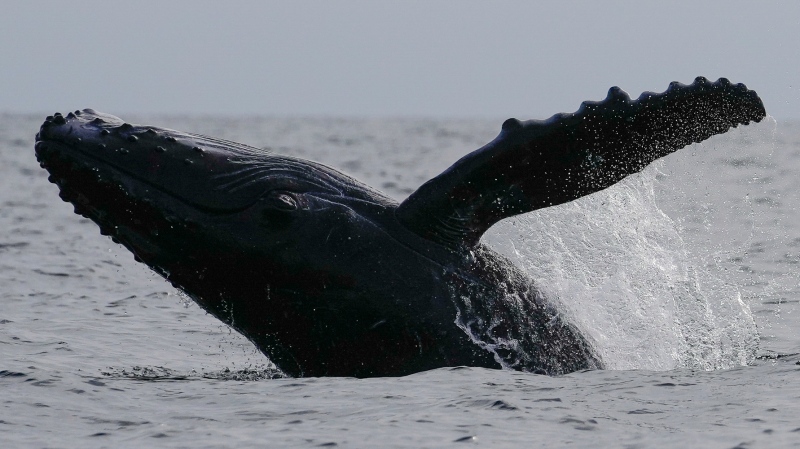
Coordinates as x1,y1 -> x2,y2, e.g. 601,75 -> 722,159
396,77 -> 766,249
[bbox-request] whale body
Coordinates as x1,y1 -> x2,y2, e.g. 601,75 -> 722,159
35,77 -> 765,377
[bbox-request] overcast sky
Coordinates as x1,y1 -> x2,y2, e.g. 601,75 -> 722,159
2,1 -> 798,120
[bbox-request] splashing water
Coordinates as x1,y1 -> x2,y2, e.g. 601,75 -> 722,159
481,121 -> 778,372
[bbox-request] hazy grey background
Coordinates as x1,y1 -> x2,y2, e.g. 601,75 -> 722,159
2,0 -> 798,119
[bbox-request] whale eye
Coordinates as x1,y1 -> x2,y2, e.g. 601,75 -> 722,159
263,191 -> 301,211
261,192 -> 301,229
274,193 -> 297,210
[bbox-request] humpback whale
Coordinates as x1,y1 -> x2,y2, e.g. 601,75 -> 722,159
35,77 -> 765,377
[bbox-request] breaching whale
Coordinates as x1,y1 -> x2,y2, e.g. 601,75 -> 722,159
35,77 -> 765,377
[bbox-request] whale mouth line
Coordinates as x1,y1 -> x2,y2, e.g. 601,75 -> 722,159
35,137 -> 260,216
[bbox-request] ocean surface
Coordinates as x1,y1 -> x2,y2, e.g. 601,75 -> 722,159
1,113 -> 799,448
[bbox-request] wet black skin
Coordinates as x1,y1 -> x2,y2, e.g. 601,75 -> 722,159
35,77 -> 765,377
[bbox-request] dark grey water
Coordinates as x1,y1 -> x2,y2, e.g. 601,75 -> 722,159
2,113 -> 799,448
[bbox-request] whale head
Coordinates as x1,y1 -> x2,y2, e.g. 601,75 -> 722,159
34,109 -> 426,376
35,108 -> 396,265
